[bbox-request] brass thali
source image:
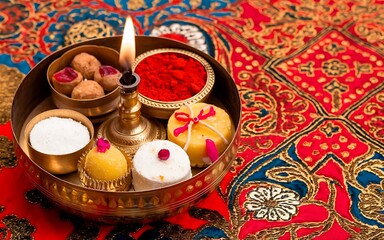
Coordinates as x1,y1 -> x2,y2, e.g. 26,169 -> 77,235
11,36 -> 241,223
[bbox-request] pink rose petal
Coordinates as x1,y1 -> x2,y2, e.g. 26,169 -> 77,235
205,139 -> 219,163
96,137 -> 110,153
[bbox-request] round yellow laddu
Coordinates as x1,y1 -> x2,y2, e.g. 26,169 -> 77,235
167,103 -> 233,167
84,145 -> 127,181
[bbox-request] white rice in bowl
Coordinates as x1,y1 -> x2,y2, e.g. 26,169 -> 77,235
29,116 -> 90,155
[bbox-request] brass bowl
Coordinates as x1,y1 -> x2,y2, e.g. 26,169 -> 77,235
24,109 -> 94,175
11,36 -> 241,223
47,45 -> 121,117
133,48 -> 215,119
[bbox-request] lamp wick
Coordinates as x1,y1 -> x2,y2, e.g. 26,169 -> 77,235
120,69 -> 133,86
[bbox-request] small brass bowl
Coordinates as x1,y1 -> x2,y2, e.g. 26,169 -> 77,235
133,48 -> 215,119
47,45 -> 120,117
24,109 -> 94,175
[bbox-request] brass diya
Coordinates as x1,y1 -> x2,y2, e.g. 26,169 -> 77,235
133,48 -> 215,119
97,72 -> 166,157
11,36 -> 241,223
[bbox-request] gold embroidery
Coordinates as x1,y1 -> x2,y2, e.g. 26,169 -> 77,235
322,59 -> 349,77
0,136 -> 17,169
1,215 -> 35,239
324,42 -> 346,56
65,19 -> 116,46
363,93 -> 384,139
358,181 -> 384,224
320,122 -> 341,138
339,136 -> 348,143
354,61 -> 373,78
341,151 -> 350,157
332,144 -> 340,150
0,65 -> 24,124
298,61 -> 315,76
347,143 -> 357,150
324,79 -> 348,112
127,0 -> 147,10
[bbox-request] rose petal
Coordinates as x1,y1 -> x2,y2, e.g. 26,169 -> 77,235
96,137 -> 110,153
99,65 -> 118,77
205,139 -> 219,163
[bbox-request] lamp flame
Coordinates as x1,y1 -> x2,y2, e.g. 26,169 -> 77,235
119,16 -> 135,71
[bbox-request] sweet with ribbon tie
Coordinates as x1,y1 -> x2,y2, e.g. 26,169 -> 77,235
173,105 -> 228,164
174,105 -> 216,137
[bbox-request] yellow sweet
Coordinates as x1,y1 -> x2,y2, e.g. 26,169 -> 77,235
84,145 -> 127,181
167,103 -> 233,167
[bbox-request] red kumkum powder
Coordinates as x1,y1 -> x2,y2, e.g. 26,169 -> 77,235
135,52 -> 207,101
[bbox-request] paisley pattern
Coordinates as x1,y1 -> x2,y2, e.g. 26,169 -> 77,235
1,0 -> 384,239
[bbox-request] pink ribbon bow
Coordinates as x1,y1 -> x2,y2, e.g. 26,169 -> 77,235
173,106 -> 216,137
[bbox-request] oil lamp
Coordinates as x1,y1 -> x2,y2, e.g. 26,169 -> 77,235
97,16 -> 166,157
119,16 -> 135,84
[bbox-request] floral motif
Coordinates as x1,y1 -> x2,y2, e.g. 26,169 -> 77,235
148,22 -> 211,55
64,19 -> 116,46
322,59 -> 349,76
324,42 -> 346,56
240,89 -> 278,136
358,181 -> 384,224
244,185 -> 300,221
350,2 -> 384,51
103,0 -> 235,11
240,73 -> 311,137
364,93 -> 384,140
44,8 -> 125,51
0,1 -> 29,39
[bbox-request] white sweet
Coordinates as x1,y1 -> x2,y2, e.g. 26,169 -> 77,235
132,140 -> 192,191
29,117 -> 90,155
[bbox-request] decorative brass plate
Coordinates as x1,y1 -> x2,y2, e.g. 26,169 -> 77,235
11,36 -> 241,223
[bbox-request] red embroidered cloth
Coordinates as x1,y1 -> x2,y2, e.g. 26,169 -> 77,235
1,0 -> 384,239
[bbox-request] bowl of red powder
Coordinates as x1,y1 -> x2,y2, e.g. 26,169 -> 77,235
133,48 -> 215,119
